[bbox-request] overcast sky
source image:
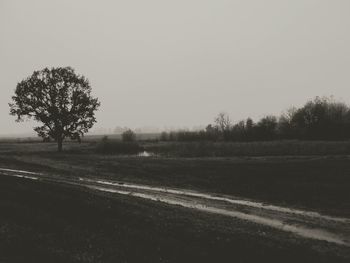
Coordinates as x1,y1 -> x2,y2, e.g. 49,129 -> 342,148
0,0 -> 349,135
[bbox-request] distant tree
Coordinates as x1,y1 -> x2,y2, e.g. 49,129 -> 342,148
205,124 -> 220,141
205,124 -> 217,133
214,112 -> 231,133
245,118 -> 254,130
277,107 -> 297,139
9,67 -> 100,152
229,120 -> 245,141
122,129 -> 136,142
244,118 -> 255,141
290,97 -> 350,139
255,116 -> 278,140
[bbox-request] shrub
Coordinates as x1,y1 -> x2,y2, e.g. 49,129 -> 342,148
96,136 -> 143,154
122,129 -> 136,142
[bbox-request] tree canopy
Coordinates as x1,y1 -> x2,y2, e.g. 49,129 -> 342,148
159,97 -> 350,142
9,67 -> 100,151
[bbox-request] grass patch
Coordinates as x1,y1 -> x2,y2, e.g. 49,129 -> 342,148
145,140 -> 350,157
95,139 -> 144,155
1,142 -> 350,216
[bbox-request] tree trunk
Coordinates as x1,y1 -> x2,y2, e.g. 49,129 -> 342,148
57,138 -> 63,152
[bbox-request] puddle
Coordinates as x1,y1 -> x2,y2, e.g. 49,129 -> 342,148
80,178 -> 349,223
1,173 -> 39,181
88,185 -> 350,247
0,168 -> 42,175
1,167 -> 349,247
138,151 -> 153,157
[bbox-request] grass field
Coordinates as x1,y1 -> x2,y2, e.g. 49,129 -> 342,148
146,140 -> 350,157
0,140 -> 350,262
0,141 -> 349,217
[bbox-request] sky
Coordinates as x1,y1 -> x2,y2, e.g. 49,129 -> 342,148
0,0 -> 349,135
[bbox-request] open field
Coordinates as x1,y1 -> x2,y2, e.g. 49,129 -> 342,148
0,141 -> 350,262
0,141 -> 349,216
4,136 -> 350,156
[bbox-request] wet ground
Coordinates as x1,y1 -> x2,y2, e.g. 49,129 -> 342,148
1,167 -> 349,248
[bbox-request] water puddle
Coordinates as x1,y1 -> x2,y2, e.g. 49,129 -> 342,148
1,167 -> 349,247
2,173 -> 39,181
80,178 -> 349,223
88,185 -> 350,247
138,151 -> 154,157
0,168 -> 42,176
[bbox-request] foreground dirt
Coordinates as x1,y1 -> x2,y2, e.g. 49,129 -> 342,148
0,168 -> 349,262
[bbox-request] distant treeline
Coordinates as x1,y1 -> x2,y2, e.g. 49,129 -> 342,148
159,97 -> 350,142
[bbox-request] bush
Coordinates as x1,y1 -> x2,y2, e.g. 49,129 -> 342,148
96,136 -> 143,154
122,129 -> 136,142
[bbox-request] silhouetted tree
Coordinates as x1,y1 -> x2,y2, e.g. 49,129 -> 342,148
255,116 -> 277,140
214,112 -> 231,132
277,108 -> 297,139
229,120 -> 245,141
159,97 -> 350,142
245,118 -> 254,141
290,97 -> 350,140
214,112 -> 231,140
205,124 -> 220,141
9,67 -> 100,151
122,129 -> 136,142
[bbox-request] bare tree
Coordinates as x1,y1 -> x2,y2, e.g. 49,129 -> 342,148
214,112 -> 231,132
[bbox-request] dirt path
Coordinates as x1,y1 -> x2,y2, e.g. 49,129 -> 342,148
0,167 -> 349,247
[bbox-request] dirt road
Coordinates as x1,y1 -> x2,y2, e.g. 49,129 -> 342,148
0,167 -> 349,248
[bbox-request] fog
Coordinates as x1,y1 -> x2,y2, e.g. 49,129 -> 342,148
0,0 -> 349,135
